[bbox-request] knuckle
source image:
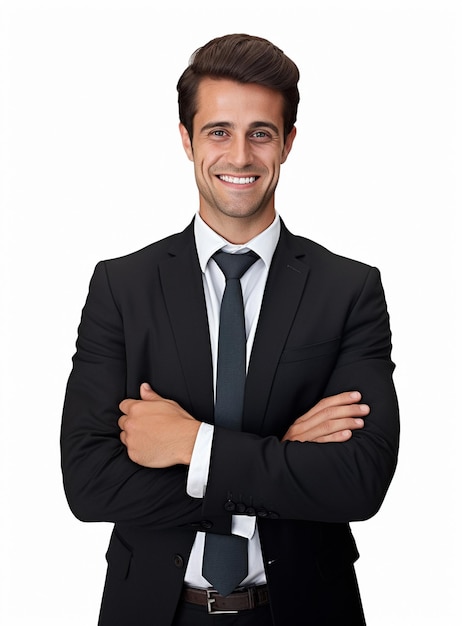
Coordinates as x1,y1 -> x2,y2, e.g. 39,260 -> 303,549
122,415 -> 136,433
320,419 -> 334,435
322,406 -> 336,420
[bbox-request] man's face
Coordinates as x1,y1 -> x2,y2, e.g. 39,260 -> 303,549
180,78 -> 296,236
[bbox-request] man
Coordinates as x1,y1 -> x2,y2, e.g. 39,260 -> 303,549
61,34 -> 399,625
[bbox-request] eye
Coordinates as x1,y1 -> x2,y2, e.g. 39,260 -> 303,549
251,130 -> 272,141
210,129 -> 227,138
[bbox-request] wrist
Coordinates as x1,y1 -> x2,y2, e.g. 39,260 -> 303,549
181,420 -> 202,465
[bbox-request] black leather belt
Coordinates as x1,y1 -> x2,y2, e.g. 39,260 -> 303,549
182,585 -> 269,614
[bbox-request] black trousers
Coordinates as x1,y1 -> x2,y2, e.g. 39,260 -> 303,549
172,600 -> 274,625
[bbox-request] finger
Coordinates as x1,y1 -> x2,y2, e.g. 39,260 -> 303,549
119,398 -> 136,413
313,417 -> 365,439
140,382 -> 160,401
292,392 -> 361,425
285,416 -> 365,442
313,391 -> 362,413
322,415 -> 365,436
314,429 -> 353,444
293,400 -> 369,428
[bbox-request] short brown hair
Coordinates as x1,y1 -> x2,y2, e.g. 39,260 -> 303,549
177,34 -> 300,141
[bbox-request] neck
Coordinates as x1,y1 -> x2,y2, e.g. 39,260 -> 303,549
198,210 -> 276,245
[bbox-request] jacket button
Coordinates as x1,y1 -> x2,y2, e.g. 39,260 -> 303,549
257,508 -> 268,518
173,554 -> 184,568
224,501 -> 236,512
236,502 -> 246,513
201,520 -> 213,530
245,507 -> 256,516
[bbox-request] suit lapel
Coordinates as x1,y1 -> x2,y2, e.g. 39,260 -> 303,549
243,224 -> 310,433
158,220 -> 309,432
159,222 -> 215,424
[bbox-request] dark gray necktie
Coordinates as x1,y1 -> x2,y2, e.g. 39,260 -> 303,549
202,249 -> 259,597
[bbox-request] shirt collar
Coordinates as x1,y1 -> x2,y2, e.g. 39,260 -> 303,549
194,213 -> 281,273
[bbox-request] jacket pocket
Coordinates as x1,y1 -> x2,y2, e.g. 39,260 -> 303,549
105,530 -> 133,581
280,337 -> 341,363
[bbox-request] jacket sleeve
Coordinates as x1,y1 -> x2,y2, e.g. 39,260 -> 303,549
60,261 -> 212,529
202,266 -> 400,523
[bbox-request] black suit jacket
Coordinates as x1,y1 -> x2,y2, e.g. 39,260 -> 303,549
61,220 -> 399,625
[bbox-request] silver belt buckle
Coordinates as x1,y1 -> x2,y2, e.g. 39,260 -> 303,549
206,589 -> 238,615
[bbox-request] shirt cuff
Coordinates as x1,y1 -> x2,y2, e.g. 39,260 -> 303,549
186,422 -> 257,540
186,422 -> 214,498
232,514 -> 257,540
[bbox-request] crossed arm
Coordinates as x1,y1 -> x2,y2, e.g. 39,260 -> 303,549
118,383 -> 370,469
62,260 -> 398,526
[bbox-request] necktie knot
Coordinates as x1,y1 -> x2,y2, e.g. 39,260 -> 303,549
213,250 -> 259,281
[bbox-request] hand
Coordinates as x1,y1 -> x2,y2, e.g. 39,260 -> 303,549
118,383 -> 201,468
282,391 -> 369,443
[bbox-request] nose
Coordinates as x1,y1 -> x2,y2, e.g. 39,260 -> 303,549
227,134 -> 252,169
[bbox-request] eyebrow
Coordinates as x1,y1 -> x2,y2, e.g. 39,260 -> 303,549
199,120 -> 281,135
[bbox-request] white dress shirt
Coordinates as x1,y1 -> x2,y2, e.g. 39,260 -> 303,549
183,212 -> 281,588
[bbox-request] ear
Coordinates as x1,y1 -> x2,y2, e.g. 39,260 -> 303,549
179,123 -> 194,161
281,126 -> 297,164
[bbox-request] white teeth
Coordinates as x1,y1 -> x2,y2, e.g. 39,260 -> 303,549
219,175 -> 256,184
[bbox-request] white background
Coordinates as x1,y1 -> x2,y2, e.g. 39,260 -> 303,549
1,0 -> 460,624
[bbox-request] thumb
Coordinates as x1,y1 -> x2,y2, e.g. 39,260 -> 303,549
140,382 -> 159,400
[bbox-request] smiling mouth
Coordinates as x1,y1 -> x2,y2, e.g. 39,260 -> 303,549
218,175 -> 258,184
